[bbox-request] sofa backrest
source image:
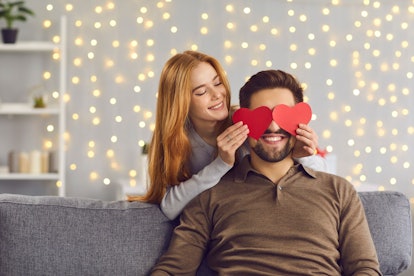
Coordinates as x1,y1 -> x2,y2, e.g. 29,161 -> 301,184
0,193 -> 173,276
358,191 -> 412,276
0,191 -> 411,276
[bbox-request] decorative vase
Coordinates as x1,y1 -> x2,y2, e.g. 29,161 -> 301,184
1,28 -> 18,44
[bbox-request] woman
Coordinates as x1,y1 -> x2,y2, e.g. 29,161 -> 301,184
132,51 -> 326,220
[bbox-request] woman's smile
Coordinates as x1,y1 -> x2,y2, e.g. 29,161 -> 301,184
209,101 -> 224,110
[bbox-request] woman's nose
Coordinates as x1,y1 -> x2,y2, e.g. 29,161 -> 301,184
210,86 -> 222,99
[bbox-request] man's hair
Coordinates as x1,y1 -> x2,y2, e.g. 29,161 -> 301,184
239,69 -> 304,108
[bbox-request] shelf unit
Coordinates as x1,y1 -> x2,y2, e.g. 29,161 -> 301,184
0,103 -> 60,114
0,41 -> 58,51
0,16 -> 67,196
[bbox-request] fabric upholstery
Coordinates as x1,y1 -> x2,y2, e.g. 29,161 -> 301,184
359,191 -> 412,276
0,191 -> 411,276
0,193 -> 173,275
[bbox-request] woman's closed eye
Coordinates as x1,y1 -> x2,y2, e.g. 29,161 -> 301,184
194,88 -> 207,96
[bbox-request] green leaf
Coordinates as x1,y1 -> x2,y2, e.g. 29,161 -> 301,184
0,1 -> 35,28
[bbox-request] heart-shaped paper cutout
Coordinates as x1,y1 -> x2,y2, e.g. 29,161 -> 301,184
272,102 -> 312,136
232,106 -> 272,140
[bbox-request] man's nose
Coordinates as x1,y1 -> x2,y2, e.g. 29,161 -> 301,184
267,120 -> 280,132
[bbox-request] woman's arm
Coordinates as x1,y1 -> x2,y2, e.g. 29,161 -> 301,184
161,156 -> 231,220
161,122 -> 248,220
294,155 -> 327,172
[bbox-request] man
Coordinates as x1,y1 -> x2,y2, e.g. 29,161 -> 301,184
151,70 -> 381,275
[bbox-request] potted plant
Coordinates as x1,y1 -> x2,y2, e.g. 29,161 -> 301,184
0,0 -> 35,44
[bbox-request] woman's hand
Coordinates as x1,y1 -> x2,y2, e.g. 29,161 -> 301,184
293,124 -> 319,158
216,122 -> 249,166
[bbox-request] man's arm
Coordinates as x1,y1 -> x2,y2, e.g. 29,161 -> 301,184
338,186 -> 382,275
151,195 -> 211,275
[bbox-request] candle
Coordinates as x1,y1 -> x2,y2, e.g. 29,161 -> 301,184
41,151 -> 49,173
8,151 -> 19,173
18,152 -> 29,173
29,150 -> 41,174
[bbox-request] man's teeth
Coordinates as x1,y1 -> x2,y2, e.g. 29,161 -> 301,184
263,136 -> 282,141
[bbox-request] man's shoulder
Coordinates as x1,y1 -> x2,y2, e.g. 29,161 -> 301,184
300,165 -> 355,189
316,170 -> 349,182
302,165 -> 346,180
214,167 -> 238,187
311,170 -> 358,196
200,168 -> 239,195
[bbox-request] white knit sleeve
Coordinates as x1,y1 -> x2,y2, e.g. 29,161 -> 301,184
294,155 -> 328,172
160,156 -> 232,220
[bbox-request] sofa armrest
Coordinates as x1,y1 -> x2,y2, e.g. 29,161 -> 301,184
359,191 -> 412,276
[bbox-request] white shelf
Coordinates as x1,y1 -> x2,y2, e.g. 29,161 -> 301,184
0,41 -> 58,52
0,103 -> 60,115
0,173 -> 60,180
0,16 -> 67,196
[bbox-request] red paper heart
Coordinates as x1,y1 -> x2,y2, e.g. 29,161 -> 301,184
232,106 -> 272,140
272,102 -> 312,136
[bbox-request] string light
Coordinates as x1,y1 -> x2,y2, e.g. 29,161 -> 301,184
37,1 -> 414,199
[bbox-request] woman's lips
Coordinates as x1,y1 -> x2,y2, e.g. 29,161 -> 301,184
209,101 -> 224,110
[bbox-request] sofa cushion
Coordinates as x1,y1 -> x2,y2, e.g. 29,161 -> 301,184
0,193 -> 173,276
359,191 -> 412,276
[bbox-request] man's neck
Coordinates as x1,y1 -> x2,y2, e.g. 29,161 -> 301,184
250,154 -> 294,184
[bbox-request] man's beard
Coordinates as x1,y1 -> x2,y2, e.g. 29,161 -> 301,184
251,130 -> 294,162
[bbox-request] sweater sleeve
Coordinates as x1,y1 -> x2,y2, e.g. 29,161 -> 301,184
294,155 -> 328,172
160,156 -> 232,220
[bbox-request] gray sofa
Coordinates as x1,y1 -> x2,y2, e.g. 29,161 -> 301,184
0,191 -> 411,276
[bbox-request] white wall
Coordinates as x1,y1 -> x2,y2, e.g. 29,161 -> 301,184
1,1 -> 413,203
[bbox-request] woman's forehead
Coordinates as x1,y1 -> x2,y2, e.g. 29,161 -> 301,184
190,62 -> 217,86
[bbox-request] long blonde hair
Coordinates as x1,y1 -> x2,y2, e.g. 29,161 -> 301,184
134,51 -> 231,204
